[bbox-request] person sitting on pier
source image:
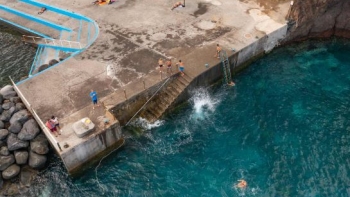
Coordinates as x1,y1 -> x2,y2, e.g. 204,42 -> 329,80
45,119 -> 59,137
37,7 -> 47,15
50,116 -> 62,134
171,1 -> 185,10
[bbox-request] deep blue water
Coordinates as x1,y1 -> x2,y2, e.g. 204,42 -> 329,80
17,38 -> 350,196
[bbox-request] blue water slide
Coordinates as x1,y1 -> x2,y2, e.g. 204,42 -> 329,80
20,0 -> 93,22
0,5 -> 72,32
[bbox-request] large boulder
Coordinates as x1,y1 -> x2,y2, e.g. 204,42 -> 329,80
20,166 -> 37,187
30,134 -> 49,155
8,121 -> 22,134
9,97 -> 21,104
7,133 -> 29,151
2,164 -> 20,180
14,150 -> 28,165
2,102 -> 14,110
0,146 -> 9,156
0,155 -> 15,171
8,106 -> 17,117
0,121 -> 4,129
18,119 -> 40,141
15,103 -> 25,111
28,151 -> 46,169
0,85 -> 16,99
9,110 -> 30,124
0,129 -> 9,140
0,110 -> 12,122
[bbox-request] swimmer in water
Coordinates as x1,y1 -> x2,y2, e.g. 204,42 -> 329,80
237,179 -> 247,188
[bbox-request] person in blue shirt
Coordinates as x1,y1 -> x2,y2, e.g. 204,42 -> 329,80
90,89 -> 99,109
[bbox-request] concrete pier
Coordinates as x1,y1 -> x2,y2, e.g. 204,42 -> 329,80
0,0 -> 290,173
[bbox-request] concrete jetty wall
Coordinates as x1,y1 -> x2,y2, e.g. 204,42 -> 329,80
110,25 -> 288,123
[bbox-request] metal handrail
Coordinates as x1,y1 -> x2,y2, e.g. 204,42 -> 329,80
22,35 -> 83,49
125,75 -> 175,126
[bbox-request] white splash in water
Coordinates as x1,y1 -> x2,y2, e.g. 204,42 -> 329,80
190,88 -> 218,120
134,117 -> 164,130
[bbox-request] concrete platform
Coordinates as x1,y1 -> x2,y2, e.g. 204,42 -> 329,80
1,0 -> 290,172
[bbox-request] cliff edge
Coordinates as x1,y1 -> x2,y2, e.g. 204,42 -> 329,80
286,0 -> 350,41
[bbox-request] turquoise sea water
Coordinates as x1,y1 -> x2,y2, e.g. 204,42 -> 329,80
6,37 -> 350,196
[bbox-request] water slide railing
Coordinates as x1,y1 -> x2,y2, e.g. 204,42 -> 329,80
11,0 -> 100,83
0,5 -> 72,32
22,35 -> 83,50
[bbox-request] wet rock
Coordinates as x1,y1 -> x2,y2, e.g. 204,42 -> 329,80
9,97 -> 21,103
0,110 -> 12,122
7,133 -> 29,151
0,121 -> 4,129
0,85 -> 16,100
0,129 -> 9,140
30,134 -> 49,155
0,146 -> 9,156
20,166 -> 37,187
8,121 -> 22,134
0,155 -> 15,171
10,109 -> 30,124
2,102 -> 14,110
28,151 -> 47,169
18,119 -> 40,141
14,150 -> 28,165
15,103 -> 25,111
2,164 -> 20,180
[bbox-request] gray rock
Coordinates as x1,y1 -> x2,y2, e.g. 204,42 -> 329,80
28,151 -> 47,169
2,102 -> 14,110
14,150 -> 28,165
30,134 -> 49,155
0,129 -> 9,140
18,119 -> 40,141
2,164 -> 20,180
0,146 -> 9,156
8,121 -> 22,134
0,175 -> 2,189
7,133 -> 29,151
0,140 -> 5,148
20,166 -> 37,187
0,121 -> 3,129
0,155 -> 15,171
0,85 -> 16,99
0,110 -> 12,122
4,183 -> 19,196
15,103 -> 25,111
8,106 -> 17,117
9,97 -> 21,103
9,109 -> 30,125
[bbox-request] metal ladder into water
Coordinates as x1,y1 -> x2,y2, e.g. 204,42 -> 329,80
219,50 -> 232,84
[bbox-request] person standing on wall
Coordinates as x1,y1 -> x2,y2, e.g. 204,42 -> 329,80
90,89 -> 99,109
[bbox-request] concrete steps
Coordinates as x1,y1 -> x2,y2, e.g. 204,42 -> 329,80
139,74 -> 192,123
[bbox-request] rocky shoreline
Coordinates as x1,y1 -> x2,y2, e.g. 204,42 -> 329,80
0,85 -> 49,196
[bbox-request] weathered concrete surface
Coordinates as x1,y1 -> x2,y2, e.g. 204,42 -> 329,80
1,0 -> 290,172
